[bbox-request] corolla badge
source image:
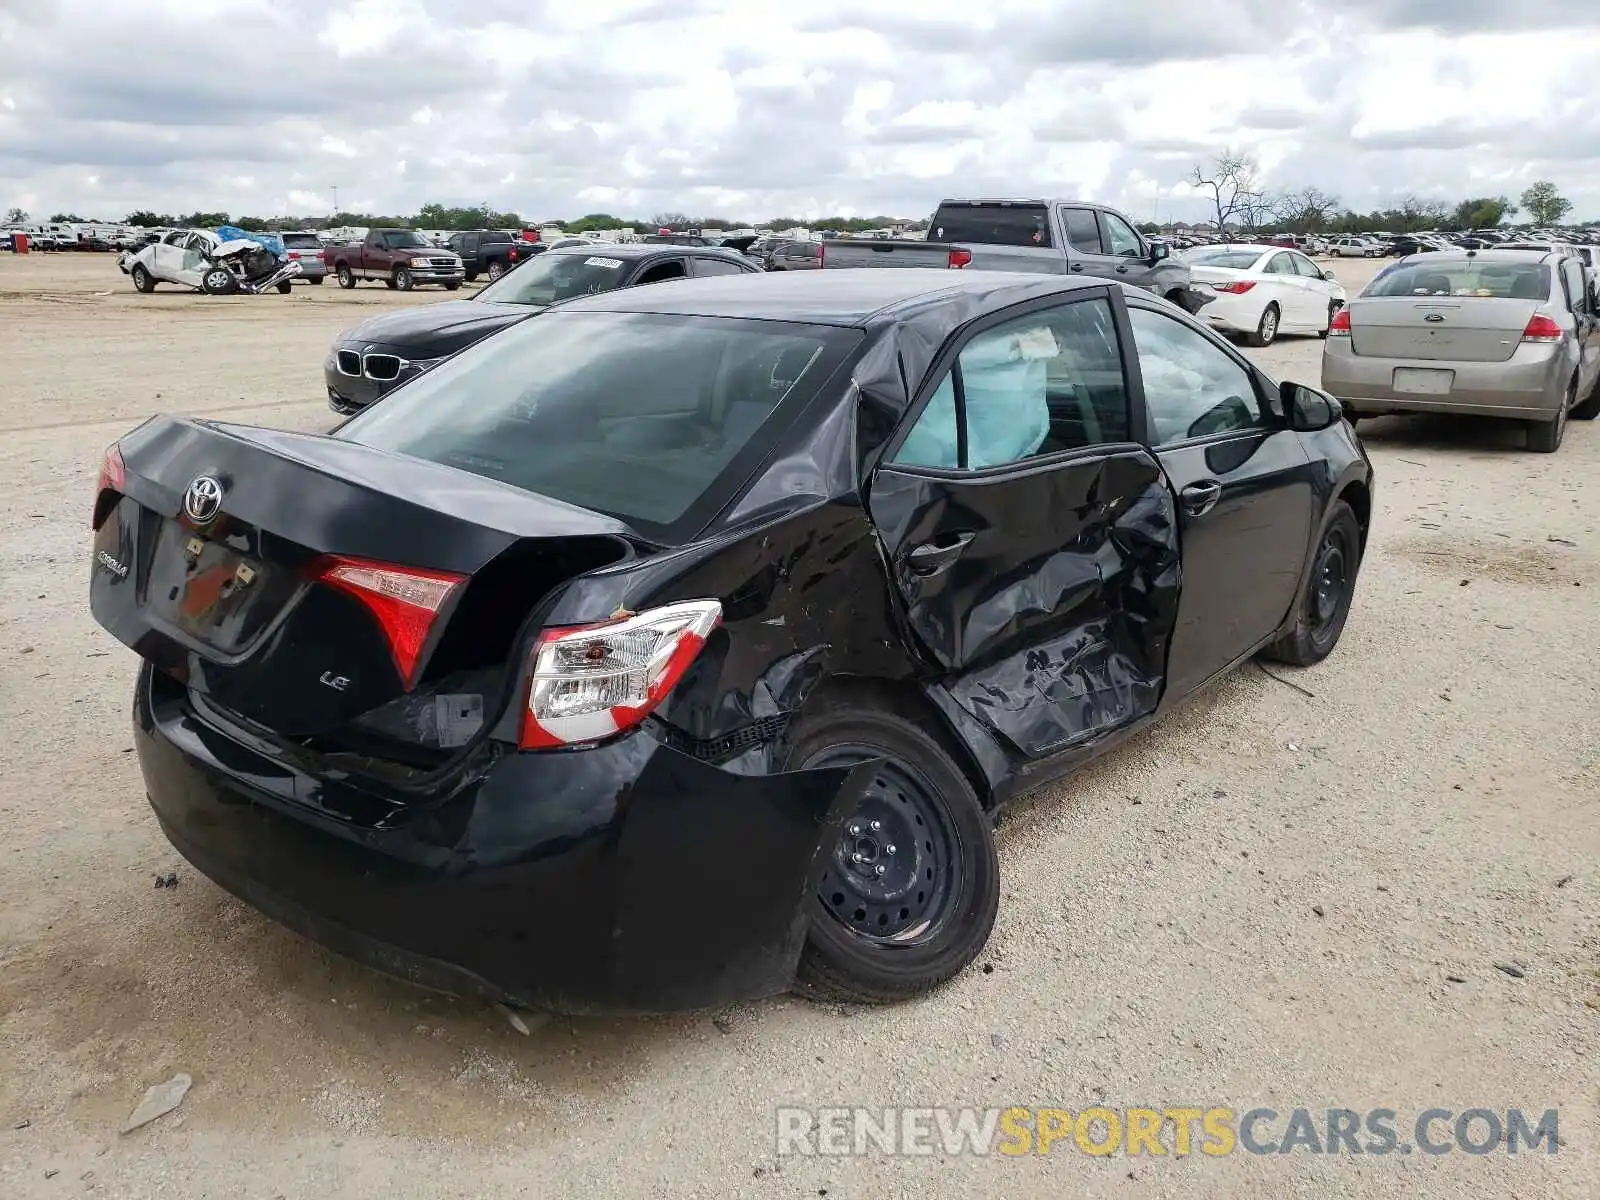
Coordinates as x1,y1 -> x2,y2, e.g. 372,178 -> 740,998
183,475 -> 224,524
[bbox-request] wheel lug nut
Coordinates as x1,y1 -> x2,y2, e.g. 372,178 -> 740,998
886,844 -> 896,855
849,824 -> 861,836
852,852 -> 863,863
875,864 -> 886,876
869,820 -> 882,832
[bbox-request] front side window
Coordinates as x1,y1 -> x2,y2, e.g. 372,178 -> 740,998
1291,253 -> 1323,279
1102,211 -> 1143,258
1128,307 -> 1264,446
894,298 -> 1130,470
339,312 -> 858,539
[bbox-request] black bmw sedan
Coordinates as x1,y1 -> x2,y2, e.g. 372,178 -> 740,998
323,242 -> 760,413
92,270 -> 1372,1013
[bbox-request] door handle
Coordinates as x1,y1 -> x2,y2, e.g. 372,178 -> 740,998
906,532 -> 976,576
1115,264 -> 1130,273
1180,480 -> 1223,517
1069,262 -> 1084,272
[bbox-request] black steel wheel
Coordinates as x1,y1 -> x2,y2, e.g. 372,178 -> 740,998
787,697 -> 998,1003
1262,499 -> 1362,666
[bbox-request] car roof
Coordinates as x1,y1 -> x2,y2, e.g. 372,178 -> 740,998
541,242 -> 744,261
547,268 -> 1111,327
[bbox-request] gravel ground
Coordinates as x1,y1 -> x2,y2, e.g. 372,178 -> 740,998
1,252 -> 1596,1198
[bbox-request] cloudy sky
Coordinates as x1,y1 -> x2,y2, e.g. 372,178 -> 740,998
1,0 -> 1597,224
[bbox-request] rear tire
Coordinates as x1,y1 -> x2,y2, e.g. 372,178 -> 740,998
336,264 -> 356,288
130,264 -> 155,293
487,261 -> 506,282
306,276 -> 324,285
1572,376 -> 1600,421
276,280 -> 293,294
1526,384 -> 1571,453
1262,500 -> 1362,667
1244,302 -> 1280,347
789,700 -> 999,1005
464,270 -> 478,283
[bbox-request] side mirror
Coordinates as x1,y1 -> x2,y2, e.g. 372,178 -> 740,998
1281,381 -> 1339,432
1149,242 -> 1170,262
1321,268 -> 1338,282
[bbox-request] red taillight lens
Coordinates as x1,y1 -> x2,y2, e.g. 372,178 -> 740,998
817,243 -> 825,266
948,248 -> 973,269
519,600 -> 722,749
509,249 -> 519,261
1211,280 -> 1257,294
1521,314 -> 1563,343
288,251 -> 301,259
1328,308 -> 1351,336
312,556 -> 465,688
93,442 -> 125,528
316,249 -> 326,261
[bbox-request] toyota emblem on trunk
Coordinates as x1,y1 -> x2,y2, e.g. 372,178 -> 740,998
183,475 -> 224,524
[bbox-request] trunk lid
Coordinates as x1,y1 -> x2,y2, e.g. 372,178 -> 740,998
92,416 -> 636,755
1347,297 -> 1536,363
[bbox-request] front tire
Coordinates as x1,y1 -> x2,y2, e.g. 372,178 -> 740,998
1262,500 -> 1362,666
443,281 -> 462,291
1245,302 -> 1280,347
130,264 -> 155,293
336,264 -> 356,288
394,267 -> 413,291
788,699 -> 999,1004
276,280 -> 293,294
201,265 -> 237,295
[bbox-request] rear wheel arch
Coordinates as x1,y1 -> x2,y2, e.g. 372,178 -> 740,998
786,677 -> 999,812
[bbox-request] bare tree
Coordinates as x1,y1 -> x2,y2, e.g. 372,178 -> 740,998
1398,194 -> 1450,233
1189,151 -> 1263,242
1273,187 -> 1341,234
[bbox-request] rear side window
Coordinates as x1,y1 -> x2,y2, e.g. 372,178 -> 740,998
1365,262 -> 1550,299
894,297 -> 1130,470
692,257 -> 747,276
338,313 -> 858,539
928,204 -> 1053,248
1061,208 -> 1103,254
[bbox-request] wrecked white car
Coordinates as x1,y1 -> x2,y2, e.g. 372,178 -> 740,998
117,229 -> 302,296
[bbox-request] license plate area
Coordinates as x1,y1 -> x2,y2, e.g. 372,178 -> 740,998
146,518 -> 293,653
1393,367 -> 1454,395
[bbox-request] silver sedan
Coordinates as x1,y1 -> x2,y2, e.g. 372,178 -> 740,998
1321,250 -> 1600,452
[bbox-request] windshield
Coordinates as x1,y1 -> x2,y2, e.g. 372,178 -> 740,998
1366,261 -> 1550,299
380,231 -> 429,249
474,251 -> 636,306
1184,247 -> 1265,269
337,312 -> 859,539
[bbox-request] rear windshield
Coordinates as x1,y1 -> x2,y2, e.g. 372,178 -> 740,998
474,251 -> 640,305
1184,247 -> 1264,269
336,312 -> 859,539
1365,261 -> 1550,299
280,232 -> 322,249
928,204 -> 1053,248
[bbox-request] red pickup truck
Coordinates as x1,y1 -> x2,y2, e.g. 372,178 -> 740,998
328,229 -> 465,291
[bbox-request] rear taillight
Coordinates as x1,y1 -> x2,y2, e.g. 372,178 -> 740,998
312,556 -> 465,688
93,442 -> 125,528
519,599 -> 722,749
1521,314 -> 1563,343
1327,308 -> 1351,336
948,248 -> 973,269
509,248 -> 519,261
817,243 -> 825,266
288,251 -> 300,259
1211,280 -> 1257,294
316,249 -> 326,261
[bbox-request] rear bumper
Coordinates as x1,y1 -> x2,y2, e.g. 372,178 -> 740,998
1199,292 -> 1267,334
134,664 -> 865,1014
1321,343 -> 1568,419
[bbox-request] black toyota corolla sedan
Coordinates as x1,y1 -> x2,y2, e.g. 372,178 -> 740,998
323,243 -> 760,413
91,270 -> 1372,1013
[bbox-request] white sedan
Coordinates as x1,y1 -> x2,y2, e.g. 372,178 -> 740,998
1180,244 -> 1347,347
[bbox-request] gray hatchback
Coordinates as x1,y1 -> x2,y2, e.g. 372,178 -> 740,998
1321,250 -> 1600,452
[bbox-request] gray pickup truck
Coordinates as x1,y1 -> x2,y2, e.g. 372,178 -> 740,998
821,199 -> 1209,312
